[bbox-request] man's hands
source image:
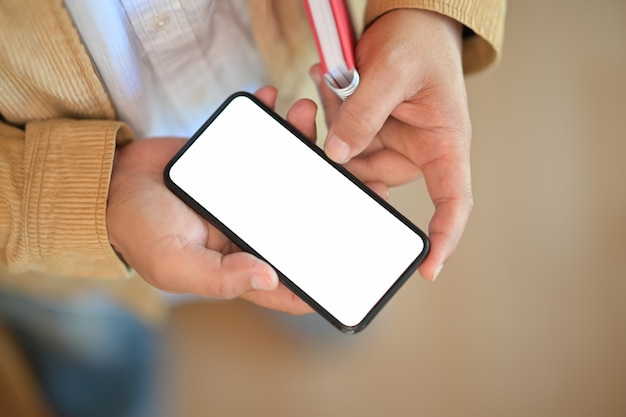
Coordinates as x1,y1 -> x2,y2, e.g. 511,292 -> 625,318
106,8 -> 472,315
314,9 -> 473,281
106,87 -> 314,315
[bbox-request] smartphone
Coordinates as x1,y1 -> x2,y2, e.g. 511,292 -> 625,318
164,92 -> 429,333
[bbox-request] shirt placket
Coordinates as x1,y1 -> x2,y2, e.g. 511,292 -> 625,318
122,0 -> 217,128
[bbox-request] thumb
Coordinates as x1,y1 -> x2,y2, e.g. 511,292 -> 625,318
214,252 -> 280,298
323,73 -> 399,163
156,247 -> 279,299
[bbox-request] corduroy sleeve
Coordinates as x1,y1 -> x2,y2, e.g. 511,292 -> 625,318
364,0 -> 506,73
0,119 -> 134,278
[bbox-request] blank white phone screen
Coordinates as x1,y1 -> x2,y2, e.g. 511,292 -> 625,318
168,95 -> 426,329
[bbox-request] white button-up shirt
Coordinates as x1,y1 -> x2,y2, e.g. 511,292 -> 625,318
64,0 -> 268,138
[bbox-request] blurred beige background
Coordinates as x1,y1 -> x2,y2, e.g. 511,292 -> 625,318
161,1 -> 626,416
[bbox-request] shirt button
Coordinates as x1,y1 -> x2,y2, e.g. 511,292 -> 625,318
190,86 -> 207,105
152,14 -> 171,31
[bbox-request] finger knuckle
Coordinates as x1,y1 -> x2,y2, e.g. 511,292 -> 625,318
339,103 -> 380,145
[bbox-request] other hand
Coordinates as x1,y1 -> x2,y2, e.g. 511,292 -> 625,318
314,9 -> 472,281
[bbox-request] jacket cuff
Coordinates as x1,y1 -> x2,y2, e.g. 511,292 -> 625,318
12,119 -> 134,278
364,0 -> 506,73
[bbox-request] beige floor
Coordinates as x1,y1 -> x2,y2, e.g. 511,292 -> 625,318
162,1 -> 626,416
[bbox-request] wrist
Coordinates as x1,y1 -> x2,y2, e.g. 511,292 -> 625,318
386,8 -> 463,52
359,8 -> 464,76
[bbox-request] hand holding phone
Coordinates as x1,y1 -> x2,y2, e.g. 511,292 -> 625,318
164,92 -> 429,333
107,89 -> 320,321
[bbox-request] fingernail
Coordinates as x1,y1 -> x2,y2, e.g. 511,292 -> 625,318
252,272 -> 278,291
433,264 -> 444,281
325,134 -> 351,163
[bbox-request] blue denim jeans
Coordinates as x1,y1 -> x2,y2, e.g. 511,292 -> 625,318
0,291 -> 162,417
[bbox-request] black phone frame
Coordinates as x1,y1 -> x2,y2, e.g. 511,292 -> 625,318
163,91 -> 429,334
